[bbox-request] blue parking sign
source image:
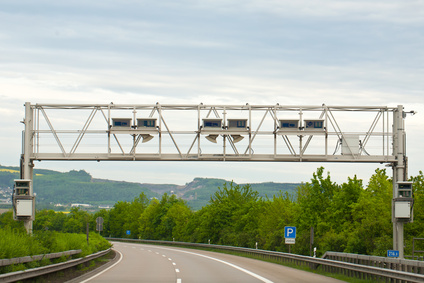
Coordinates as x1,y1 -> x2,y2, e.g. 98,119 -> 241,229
126,230 -> 131,235
284,226 -> 296,238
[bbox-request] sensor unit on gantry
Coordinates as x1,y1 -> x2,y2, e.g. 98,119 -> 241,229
13,179 -> 35,219
341,134 -> 360,155
227,119 -> 248,143
394,181 -> 413,221
137,118 -> 157,129
202,118 -> 223,143
202,118 -> 223,129
111,118 -> 132,128
279,119 -> 300,131
304,119 -> 324,130
227,119 -> 248,130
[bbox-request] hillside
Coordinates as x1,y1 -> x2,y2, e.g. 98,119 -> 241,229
0,166 -> 300,210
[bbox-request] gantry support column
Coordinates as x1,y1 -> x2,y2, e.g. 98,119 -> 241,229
22,102 -> 34,234
392,105 -> 406,258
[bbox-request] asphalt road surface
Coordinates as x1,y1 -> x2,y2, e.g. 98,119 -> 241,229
82,241 -> 345,283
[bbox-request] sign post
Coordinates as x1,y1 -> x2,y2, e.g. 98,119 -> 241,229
284,226 -> 296,253
96,217 -> 104,234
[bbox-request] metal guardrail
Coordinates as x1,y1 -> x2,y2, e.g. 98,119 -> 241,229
107,238 -> 424,283
0,250 -> 82,267
322,251 -> 424,276
0,248 -> 111,283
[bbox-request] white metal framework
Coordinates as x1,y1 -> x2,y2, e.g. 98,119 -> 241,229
18,102 -> 412,257
26,103 -> 399,163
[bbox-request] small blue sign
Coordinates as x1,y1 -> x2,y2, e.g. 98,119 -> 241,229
387,250 -> 399,258
284,226 -> 296,238
126,230 -> 131,235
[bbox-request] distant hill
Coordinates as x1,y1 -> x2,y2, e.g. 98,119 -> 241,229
0,166 -> 300,210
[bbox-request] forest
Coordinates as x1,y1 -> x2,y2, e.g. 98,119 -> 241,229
1,167 -> 423,258
0,166 -> 298,210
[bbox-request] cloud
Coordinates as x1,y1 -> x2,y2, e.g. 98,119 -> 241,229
0,1 -> 422,185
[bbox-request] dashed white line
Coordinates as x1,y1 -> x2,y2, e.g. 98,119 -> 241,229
168,258 -> 172,261
172,262 -> 176,266
175,269 -> 180,273
150,246 -> 273,283
177,279 -> 182,283
162,255 -> 167,257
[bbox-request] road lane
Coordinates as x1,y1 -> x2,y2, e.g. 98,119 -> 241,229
84,242 -> 345,283
85,243 -> 177,282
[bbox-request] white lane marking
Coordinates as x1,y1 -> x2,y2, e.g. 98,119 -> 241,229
172,262 -> 176,266
140,248 -> 144,251
152,246 -> 273,283
80,250 -> 124,283
168,258 -> 172,261
148,250 -> 152,252
162,255 -> 167,257
155,252 -> 160,255
175,269 -> 180,273
177,279 -> 182,283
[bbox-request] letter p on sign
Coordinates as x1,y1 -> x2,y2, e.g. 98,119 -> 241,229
284,226 -> 296,238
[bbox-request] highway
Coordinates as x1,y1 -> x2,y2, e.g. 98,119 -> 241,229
79,241 -> 345,283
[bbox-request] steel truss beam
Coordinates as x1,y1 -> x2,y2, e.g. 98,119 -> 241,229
20,102 -> 412,259
28,103 -> 397,163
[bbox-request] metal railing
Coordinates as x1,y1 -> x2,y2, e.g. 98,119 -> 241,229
322,252 -> 424,280
0,249 -> 81,267
108,238 -> 424,283
0,249 -> 110,283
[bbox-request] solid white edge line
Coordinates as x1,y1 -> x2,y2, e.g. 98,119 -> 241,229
151,246 -> 273,283
79,249 -> 124,283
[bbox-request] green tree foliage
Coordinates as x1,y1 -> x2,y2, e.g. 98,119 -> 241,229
0,211 -> 25,232
188,182 -> 261,246
62,207 -> 92,233
405,171 -> 424,254
347,169 -> 392,256
295,167 -> 339,255
138,193 -> 189,240
107,193 -> 149,238
258,192 -> 296,252
4,167 -> 424,258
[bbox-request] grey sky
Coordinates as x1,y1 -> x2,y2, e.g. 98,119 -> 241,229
1,0 -> 423,185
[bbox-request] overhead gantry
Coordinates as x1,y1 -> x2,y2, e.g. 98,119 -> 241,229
16,102 -> 414,258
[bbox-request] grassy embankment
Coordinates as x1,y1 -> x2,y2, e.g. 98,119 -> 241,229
0,228 -> 111,274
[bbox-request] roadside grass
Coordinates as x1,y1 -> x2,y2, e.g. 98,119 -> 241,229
0,228 -> 111,274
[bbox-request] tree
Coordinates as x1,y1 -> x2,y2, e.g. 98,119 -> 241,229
108,201 -> 131,238
346,169 -> 392,255
258,192 -> 297,251
63,207 -> 91,233
138,194 -> 189,240
405,171 -> 424,254
192,182 -> 260,246
295,167 -> 339,255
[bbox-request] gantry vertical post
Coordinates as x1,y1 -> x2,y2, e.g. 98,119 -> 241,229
22,102 -> 34,234
393,105 -> 406,258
